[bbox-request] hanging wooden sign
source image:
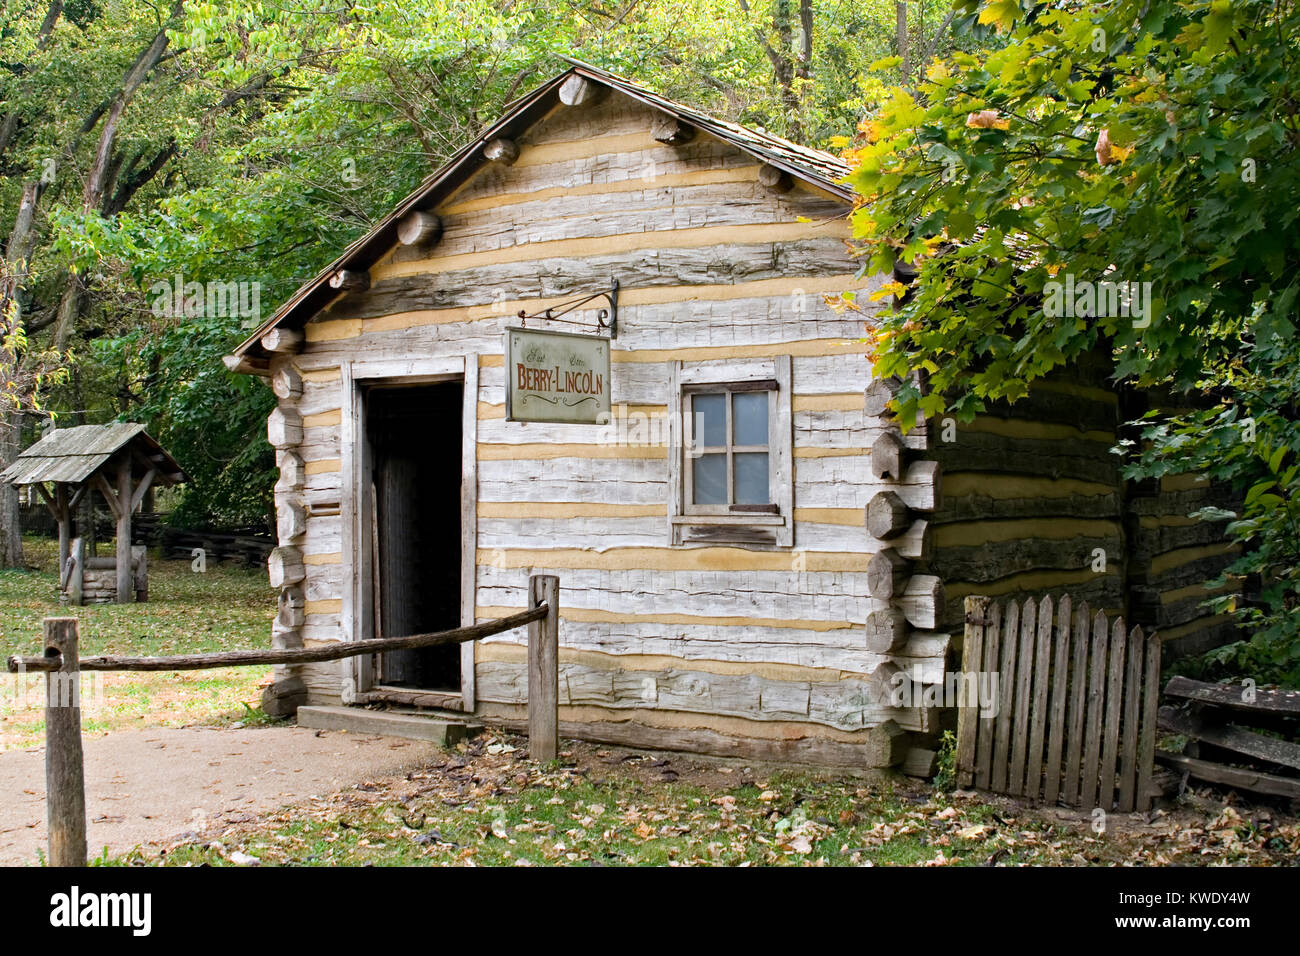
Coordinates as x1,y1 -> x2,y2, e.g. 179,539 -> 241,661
505,327 -> 612,424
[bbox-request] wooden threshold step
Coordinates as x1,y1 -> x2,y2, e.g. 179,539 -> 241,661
297,705 -> 483,746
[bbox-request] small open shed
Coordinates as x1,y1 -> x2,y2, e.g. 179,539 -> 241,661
0,423 -> 186,604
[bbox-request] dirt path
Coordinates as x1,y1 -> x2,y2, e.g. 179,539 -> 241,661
0,726 -> 443,865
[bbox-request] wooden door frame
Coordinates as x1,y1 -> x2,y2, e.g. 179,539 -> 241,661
339,354 -> 478,712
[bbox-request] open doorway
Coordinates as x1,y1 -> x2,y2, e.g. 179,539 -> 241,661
365,381 -> 462,692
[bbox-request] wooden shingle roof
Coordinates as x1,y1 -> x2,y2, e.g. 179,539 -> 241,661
570,61 -> 851,187
0,423 -> 186,486
227,61 -> 853,370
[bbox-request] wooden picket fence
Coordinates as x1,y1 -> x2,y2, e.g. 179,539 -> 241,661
955,594 -> 1162,812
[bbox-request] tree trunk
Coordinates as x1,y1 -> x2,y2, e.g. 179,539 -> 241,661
897,2 -> 909,81
0,179 -> 45,572
50,3 -> 181,351
0,412 -> 24,568
736,0 -> 805,140
796,0 -> 814,81
3,180 -> 44,314
69,369 -> 93,555
913,11 -> 957,86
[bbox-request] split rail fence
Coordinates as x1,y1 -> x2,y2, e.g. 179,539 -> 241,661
5,574 -> 561,867
955,594 -> 1162,812
1157,676 -> 1300,801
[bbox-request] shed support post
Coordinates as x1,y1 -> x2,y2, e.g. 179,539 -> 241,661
55,484 -> 70,583
66,537 -> 84,604
44,617 -> 86,866
527,574 -> 559,762
115,458 -> 132,603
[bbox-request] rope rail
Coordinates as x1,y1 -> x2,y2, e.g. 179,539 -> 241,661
6,603 -> 548,674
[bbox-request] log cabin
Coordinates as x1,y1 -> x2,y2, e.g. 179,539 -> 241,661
226,62 -> 1240,770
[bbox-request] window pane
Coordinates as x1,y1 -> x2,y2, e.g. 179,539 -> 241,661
732,391 -> 768,446
693,453 -> 727,504
734,452 -> 769,504
693,393 -> 726,447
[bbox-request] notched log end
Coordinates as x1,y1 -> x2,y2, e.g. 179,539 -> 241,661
558,75 -> 608,108
867,489 -> 911,539
758,164 -> 794,194
261,676 -> 308,717
329,269 -> 371,292
224,354 -> 268,376
396,210 -> 443,247
652,115 -> 697,145
483,138 -> 520,165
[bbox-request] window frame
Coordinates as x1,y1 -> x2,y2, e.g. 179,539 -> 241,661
682,382 -> 777,514
668,355 -> 793,548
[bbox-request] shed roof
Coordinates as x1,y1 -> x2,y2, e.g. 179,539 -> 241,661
228,61 -> 853,370
0,423 -> 186,486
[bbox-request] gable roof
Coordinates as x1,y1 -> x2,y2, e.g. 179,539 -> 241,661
574,60 -> 851,189
0,423 -> 187,486
227,60 -> 852,371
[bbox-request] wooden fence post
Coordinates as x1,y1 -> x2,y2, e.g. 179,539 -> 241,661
955,596 -> 989,788
44,617 -> 86,866
528,575 -> 559,762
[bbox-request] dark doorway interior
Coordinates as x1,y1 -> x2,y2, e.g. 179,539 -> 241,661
366,382 -> 462,691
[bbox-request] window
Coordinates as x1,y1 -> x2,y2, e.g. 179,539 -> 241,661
685,386 -> 776,513
669,356 -> 792,547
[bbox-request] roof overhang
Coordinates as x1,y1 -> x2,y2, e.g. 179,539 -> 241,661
0,423 -> 187,487
226,60 -> 853,374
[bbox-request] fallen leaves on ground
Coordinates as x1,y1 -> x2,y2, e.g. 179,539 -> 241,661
113,731 -> 1300,868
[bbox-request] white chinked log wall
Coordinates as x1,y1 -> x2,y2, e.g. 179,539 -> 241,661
263,90 -> 946,767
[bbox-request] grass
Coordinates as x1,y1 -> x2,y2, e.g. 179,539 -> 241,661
128,781 -> 981,867
0,535 -> 277,751
110,732 -> 1300,868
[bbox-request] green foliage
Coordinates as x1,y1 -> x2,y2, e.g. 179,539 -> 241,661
933,729 -> 958,792
849,0 -> 1300,683
849,0 -> 1299,418
1,262 -> 70,414
94,315 -> 278,528
1123,337 -> 1300,685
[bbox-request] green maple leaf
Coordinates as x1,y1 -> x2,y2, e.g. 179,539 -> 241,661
977,0 -> 1021,33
